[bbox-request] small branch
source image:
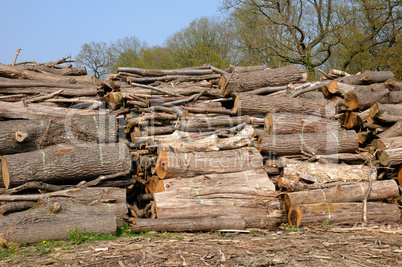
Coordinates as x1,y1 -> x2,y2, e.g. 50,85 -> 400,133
12,48 -> 21,66
131,82 -> 183,97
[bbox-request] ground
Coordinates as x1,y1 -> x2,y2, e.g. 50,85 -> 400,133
1,223 -> 401,266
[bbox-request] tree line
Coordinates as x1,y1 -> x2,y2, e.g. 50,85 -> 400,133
76,0 -> 401,80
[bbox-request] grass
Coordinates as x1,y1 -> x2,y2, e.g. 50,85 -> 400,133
281,223 -> 300,232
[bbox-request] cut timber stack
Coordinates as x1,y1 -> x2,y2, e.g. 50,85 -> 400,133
0,58 -> 132,244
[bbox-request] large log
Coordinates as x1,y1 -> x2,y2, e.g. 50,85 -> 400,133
343,84 -> 390,109
154,169 -> 283,227
379,148 -> 402,166
0,143 -> 131,189
371,136 -> 402,150
264,113 -> 340,135
118,67 -> 213,76
256,130 -> 359,156
155,147 -> 263,179
284,179 -> 399,210
14,65 -> 87,76
335,70 -> 394,85
232,94 -> 336,118
369,103 -> 402,122
0,63 -> 97,84
377,121 -> 402,139
385,79 -> 402,91
288,202 -> 401,227
0,114 -> 117,154
0,87 -> 97,97
120,86 -> 221,97
130,218 -> 246,232
219,65 -> 307,96
0,214 -> 117,244
281,161 -> 376,184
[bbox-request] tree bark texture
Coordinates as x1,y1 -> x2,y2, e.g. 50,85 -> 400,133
0,143 -> 131,189
264,113 -> 340,135
257,130 -> 359,156
335,70 -> 394,85
155,147 -> 263,179
232,94 -> 336,118
219,65 -> 307,96
0,114 -> 117,154
284,179 -> 399,210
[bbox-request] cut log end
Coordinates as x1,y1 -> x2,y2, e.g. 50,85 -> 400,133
15,131 -> 28,143
231,94 -> 240,115
398,166 -> 402,186
0,156 -> 10,189
344,92 -> 359,110
284,194 -> 291,211
328,80 -> 338,94
369,102 -> 380,118
156,151 -> 168,179
218,75 -> 228,97
288,206 -> 302,228
264,114 -> 273,134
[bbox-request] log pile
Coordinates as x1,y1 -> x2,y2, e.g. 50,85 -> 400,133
0,60 -> 401,242
0,58 -> 132,243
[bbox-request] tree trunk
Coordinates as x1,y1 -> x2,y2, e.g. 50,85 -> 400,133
256,130 -> 359,156
335,70 -> 394,85
118,67 -> 213,76
0,63 -> 97,84
0,201 -> 36,215
344,85 -> 390,109
155,147 -> 263,179
130,218 -> 247,232
284,179 -> 399,210
281,161 -> 376,184
288,202 -> 401,227
264,113 -> 340,135
219,65 -> 307,96
0,143 -> 131,189
14,65 -> 87,76
371,136 -> 402,150
120,86 -> 221,98
384,79 -> 402,91
370,103 -> 402,120
0,215 -> 116,244
232,94 -> 336,118
0,114 -> 117,154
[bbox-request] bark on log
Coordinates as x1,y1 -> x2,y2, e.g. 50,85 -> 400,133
257,130 -> 359,156
288,202 -> 401,227
264,113 -> 340,135
130,218 -> 246,232
0,87 -> 97,97
0,114 -> 117,154
370,103 -> 402,119
14,65 -> 87,76
0,214 -> 116,244
281,161 -> 376,184
0,201 -> 36,215
153,169 -> 282,227
155,147 -> 263,179
0,63 -> 97,84
335,70 -> 394,85
390,91 -> 402,104
284,179 -> 399,210
385,79 -> 402,91
120,86 -> 221,98
227,65 -> 268,73
219,65 -> 307,96
379,148 -> 402,166
344,84 -> 390,110
118,67 -> 213,76
232,94 -> 336,118
377,121 -> 402,139
0,143 -> 131,189
371,136 -> 402,150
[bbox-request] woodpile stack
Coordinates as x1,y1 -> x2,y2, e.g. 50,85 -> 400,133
0,58 -> 132,243
0,59 -> 401,241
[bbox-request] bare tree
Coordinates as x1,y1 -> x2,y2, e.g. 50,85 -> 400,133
75,41 -> 113,79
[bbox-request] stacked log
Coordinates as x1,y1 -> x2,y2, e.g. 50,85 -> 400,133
0,58 -> 133,244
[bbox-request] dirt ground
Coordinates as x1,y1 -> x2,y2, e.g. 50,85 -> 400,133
1,222 -> 401,266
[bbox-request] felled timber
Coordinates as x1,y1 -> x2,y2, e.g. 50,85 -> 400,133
379,148 -> 402,166
256,130 -> 359,156
377,121 -> 402,139
281,161 -> 377,184
0,143 -> 131,189
288,202 -> 401,227
118,67 -> 213,76
385,79 -> 402,91
371,136 -> 402,150
343,85 -> 390,109
0,114 -> 117,154
284,179 -> 399,210
370,103 -> 402,122
232,94 -> 336,118
155,146 -> 263,179
0,214 -> 116,244
0,86 -> 97,97
335,70 -> 394,85
264,113 -> 340,135
219,65 -> 307,96
226,65 -> 267,73
14,65 -> 87,76
130,218 -> 246,232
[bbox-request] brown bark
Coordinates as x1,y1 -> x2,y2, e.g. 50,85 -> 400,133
0,143 -> 131,189
127,74 -> 220,84
0,215 -> 117,244
118,67 -> 213,76
384,79 -> 402,91
377,121 -> 402,139
390,91 -> 402,104
120,86 -> 221,98
0,114 -> 117,154
284,179 -> 399,210
379,148 -> 402,166
130,218 -> 246,232
219,65 -> 307,96
370,103 -> 402,120
288,202 -> 401,227
281,161 -> 376,184
257,130 -> 359,156
0,201 -> 36,215
371,136 -> 402,150
155,147 -> 263,179
14,65 -> 87,76
335,70 -> 394,85
264,113 -> 340,135
327,81 -> 355,95
0,63 -> 97,84
232,94 -> 336,118
344,84 -> 390,110
226,65 -> 268,73
0,87 -> 97,97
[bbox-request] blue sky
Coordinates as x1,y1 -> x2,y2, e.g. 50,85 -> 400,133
0,0 -> 222,64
